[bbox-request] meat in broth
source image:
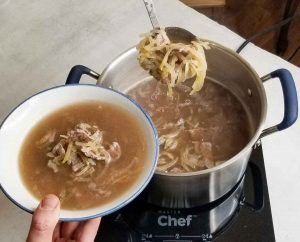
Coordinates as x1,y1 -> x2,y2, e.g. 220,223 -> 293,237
19,101 -> 148,209
128,79 -> 251,173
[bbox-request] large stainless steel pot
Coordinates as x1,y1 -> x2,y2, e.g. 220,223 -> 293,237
66,40 -> 298,208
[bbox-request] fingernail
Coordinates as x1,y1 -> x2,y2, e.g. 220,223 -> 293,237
41,195 -> 59,209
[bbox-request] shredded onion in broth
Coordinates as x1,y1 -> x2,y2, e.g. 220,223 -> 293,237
128,80 -> 251,174
38,123 -> 122,177
137,28 -> 210,96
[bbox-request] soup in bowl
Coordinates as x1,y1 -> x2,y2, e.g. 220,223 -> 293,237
0,84 -> 159,220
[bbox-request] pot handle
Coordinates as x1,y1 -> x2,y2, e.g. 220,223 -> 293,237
65,65 -> 100,84
241,161 -> 264,212
260,69 -> 298,138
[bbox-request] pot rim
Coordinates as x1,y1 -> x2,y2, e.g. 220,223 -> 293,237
99,40 -> 267,177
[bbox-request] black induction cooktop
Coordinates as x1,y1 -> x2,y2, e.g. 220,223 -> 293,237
95,145 -> 275,242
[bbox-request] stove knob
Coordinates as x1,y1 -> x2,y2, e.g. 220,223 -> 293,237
95,219 -> 137,242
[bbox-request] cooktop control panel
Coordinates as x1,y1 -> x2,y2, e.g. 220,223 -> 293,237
96,210 -> 214,242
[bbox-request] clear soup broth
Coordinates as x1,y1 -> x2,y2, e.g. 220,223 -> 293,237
19,101 -> 148,209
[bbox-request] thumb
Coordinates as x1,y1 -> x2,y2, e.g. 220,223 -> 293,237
27,194 -> 60,242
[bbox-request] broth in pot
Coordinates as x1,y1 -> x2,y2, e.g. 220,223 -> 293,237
128,79 -> 251,173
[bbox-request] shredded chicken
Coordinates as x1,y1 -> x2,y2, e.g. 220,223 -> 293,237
157,152 -> 178,172
159,130 -> 180,150
36,130 -> 56,147
156,117 -> 215,172
38,123 -> 122,178
137,28 -> 209,96
107,142 -> 122,162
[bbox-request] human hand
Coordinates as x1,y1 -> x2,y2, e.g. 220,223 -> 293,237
26,194 -> 101,242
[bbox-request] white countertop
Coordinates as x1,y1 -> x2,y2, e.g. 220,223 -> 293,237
0,0 -> 299,241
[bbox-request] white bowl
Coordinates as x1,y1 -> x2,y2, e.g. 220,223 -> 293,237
0,84 -> 159,221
